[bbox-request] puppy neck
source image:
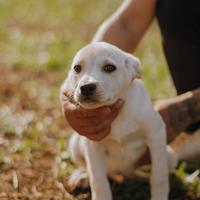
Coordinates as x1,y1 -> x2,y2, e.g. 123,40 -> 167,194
117,79 -> 138,101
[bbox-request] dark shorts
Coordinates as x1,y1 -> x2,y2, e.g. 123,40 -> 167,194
156,0 -> 200,95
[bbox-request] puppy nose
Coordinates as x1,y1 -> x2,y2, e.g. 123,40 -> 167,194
80,83 -> 96,97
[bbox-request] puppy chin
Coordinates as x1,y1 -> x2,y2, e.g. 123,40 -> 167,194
74,94 -> 119,109
74,96 -> 101,109
99,96 -> 119,106
77,98 -> 115,109
80,98 -> 118,109
79,102 -> 103,109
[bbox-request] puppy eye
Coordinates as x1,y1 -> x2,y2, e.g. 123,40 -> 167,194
74,65 -> 82,73
103,64 -> 116,73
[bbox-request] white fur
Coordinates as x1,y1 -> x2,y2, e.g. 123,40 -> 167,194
61,42 -> 178,200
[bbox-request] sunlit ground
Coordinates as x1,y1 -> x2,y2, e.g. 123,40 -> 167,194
0,0 -> 199,199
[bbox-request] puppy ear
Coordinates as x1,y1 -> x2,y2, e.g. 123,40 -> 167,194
124,53 -> 141,79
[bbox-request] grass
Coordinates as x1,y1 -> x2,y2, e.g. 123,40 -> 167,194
0,0 -> 175,99
0,0 -> 199,199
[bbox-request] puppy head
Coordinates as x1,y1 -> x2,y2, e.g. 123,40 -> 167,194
66,42 -> 140,109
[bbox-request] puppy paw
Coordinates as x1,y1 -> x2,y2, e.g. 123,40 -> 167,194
68,169 -> 89,191
167,146 -> 178,172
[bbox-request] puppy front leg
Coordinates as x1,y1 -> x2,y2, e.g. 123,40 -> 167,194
148,126 -> 169,200
84,140 -> 112,200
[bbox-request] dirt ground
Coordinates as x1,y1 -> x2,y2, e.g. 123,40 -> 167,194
0,67 -> 199,200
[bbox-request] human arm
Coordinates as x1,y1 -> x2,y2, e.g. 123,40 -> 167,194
155,87 -> 200,143
136,87 -> 200,167
93,0 -> 156,51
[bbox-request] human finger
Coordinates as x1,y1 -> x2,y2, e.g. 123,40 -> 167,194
86,126 -> 111,141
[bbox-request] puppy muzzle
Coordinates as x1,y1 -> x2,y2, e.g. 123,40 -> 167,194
80,83 -> 97,98
77,83 -> 100,104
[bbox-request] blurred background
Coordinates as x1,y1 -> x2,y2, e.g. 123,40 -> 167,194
0,0 -> 198,199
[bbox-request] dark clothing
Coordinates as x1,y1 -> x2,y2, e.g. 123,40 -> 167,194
156,0 -> 200,131
156,0 -> 200,95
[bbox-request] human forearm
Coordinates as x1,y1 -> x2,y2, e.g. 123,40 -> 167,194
92,0 -> 156,52
136,87 -> 200,167
92,17 -> 139,52
156,87 -> 200,143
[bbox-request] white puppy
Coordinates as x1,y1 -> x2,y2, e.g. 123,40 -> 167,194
61,42 -> 178,200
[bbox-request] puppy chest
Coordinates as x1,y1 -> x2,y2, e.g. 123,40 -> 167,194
109,101 -> 142,140
100,138 -> 147,176
110,118 -> 139,140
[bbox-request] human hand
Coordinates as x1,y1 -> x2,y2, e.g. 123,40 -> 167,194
62,91 -> 124,141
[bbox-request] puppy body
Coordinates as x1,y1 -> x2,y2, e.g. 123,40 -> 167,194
70,78 -> 166,171
62,42 -> 177,200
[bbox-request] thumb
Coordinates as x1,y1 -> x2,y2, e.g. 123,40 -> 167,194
109,99 -> 124,115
